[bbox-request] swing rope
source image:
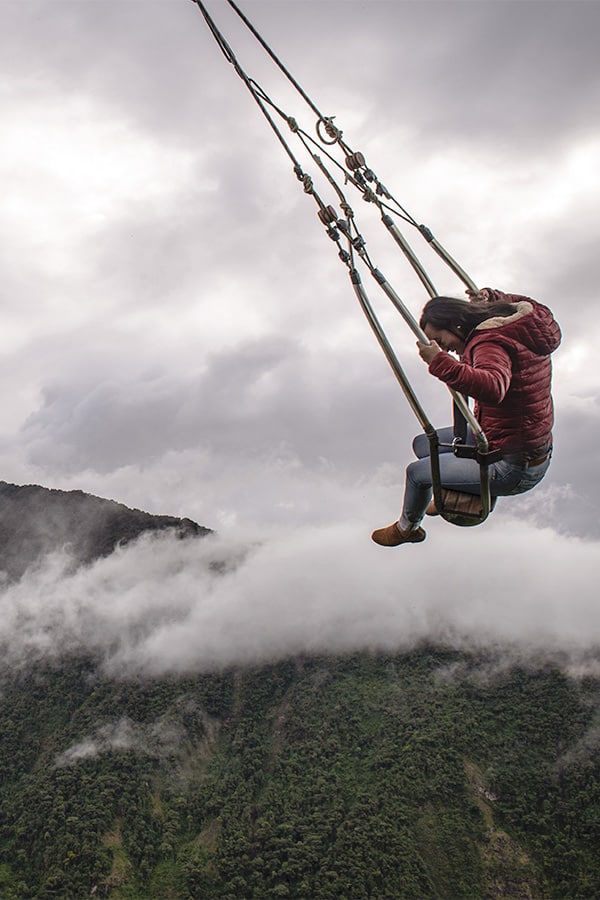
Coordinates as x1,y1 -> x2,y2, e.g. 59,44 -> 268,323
189,0 -> 496,526
225,0 -> 479,294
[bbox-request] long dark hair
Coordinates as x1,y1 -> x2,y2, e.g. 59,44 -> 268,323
419,296 -> 518,338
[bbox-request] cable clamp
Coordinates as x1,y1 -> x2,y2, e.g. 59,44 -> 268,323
318,205 -> 338,225
345,151 -> 365,171
316,116 -> 341,145
450,442 -> 503,466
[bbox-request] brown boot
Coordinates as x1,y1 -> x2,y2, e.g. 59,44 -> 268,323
371,522 -> 426,547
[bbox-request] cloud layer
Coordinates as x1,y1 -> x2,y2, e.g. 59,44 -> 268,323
1,519 -> 598,681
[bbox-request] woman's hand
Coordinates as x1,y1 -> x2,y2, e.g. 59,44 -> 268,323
417,340 -> 442,364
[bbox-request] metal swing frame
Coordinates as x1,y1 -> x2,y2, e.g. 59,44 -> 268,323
190,0 -> 500,527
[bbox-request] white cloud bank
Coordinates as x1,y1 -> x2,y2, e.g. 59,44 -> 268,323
1,515 -> 598,681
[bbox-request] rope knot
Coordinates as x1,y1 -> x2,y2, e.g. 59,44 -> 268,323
302,174 -> 314,194
316,116 -> 342,145
324,118 -> 340,139
287,116 -> 299,133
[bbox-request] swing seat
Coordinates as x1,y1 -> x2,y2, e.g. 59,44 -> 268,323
426,489 -> 496,526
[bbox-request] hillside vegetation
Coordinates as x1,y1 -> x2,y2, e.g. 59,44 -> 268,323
1,650 -> 599,899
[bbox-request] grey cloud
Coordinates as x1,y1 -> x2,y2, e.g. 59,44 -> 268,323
0,1 -> 217,139
83,150 -> 312,313
536,405 -> 600,538
18,332 -> 415,474
529,236 -> 600,328
345,1 -> 600,149
6,1 -> 599,152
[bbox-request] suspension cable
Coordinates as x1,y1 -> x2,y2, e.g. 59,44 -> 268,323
190,0 -> 493,523
189,0 -> 303,172
211,0 -> 479,293
226,0 -> 323,121
221,3 -> 424,214
190,0 -> 483,432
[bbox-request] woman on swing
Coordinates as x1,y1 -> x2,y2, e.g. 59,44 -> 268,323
371,287 -> 562,547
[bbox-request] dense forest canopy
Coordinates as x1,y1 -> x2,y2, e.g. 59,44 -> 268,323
1,650 -> 600,898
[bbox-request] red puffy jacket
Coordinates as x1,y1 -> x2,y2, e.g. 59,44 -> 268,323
428,289 -> 562,454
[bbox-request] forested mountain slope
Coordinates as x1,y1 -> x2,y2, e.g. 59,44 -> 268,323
0,481 -> 209,581
2,653 -> 600,899
0,484 -> 599,899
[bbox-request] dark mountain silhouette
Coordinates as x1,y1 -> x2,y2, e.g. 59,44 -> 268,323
0,481 -> 211,580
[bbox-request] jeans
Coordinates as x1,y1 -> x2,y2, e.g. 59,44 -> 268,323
398,426 -> 552,530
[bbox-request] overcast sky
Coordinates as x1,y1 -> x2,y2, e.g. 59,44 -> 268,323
1,0 -> 599,675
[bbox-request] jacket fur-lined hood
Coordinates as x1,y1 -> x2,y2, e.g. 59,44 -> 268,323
470,291 -> 561,357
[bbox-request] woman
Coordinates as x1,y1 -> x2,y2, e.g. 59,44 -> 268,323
371,287 -> 562,546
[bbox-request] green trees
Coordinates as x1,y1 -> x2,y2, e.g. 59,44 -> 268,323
1,651 -> 599,897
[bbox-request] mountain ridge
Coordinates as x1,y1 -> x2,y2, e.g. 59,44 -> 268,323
0,480 -> 211,581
